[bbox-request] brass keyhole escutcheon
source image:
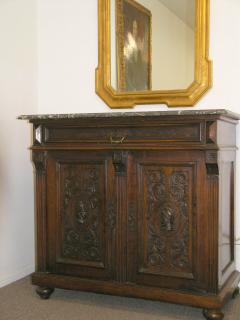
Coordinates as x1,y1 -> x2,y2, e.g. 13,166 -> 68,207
110,135 -> 126,144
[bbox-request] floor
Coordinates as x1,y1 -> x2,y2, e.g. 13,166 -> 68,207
0,277 -> 239,320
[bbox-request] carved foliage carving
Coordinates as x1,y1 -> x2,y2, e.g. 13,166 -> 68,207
32,151 -> 47,174
112,151 -> 126,176
59,163 -> 104,263
145,167 -> 191,271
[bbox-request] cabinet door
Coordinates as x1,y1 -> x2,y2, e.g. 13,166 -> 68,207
127,151 -> 208,292
46,151 -> 117,281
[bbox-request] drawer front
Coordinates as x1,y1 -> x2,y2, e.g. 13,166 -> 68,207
39,122 -> 203,146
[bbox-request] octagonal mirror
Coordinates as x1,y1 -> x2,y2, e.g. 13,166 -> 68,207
96,0 -> 212,108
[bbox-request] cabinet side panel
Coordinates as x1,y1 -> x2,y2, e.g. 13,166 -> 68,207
219,155 -> 235,287
206,165 -> 219,293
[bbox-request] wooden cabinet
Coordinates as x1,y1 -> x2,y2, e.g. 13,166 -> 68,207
19,110 -> 240,320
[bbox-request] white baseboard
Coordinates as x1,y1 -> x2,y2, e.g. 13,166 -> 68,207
0,264 -> 34,288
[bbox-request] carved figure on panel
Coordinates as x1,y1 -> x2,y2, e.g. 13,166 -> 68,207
159,206 -> 175,232
146,168 -> 190,270
60,165 -> 103,263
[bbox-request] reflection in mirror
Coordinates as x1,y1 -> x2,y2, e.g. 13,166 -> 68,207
111,0 -> 195,92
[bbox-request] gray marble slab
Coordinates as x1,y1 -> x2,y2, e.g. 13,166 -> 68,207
18,109 -> 240,121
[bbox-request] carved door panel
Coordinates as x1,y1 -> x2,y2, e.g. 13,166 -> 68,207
127,151 -> 209,292
46,151 -> 117,281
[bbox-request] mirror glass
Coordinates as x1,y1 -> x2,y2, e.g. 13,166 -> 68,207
110,0 -> 195,92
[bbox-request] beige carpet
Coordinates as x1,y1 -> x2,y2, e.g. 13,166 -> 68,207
0,277 -> 239,320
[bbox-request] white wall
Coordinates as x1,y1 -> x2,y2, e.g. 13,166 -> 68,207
0,0 -> 240,287
0,0 -> 37,287
38,0 -> 103,113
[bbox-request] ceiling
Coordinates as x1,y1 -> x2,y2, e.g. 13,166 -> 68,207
158,0 -> 195,29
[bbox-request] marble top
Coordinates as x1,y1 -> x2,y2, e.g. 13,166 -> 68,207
18,109 -> 240,121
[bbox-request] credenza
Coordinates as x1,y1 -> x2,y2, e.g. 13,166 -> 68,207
19,110 -> 240,320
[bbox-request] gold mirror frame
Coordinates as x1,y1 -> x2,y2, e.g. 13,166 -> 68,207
96,0 -> 212,108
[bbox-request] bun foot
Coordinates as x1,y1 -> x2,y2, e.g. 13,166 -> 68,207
232,287 -> 239,299
203,309 -> 224,320
36,286 -> 55,299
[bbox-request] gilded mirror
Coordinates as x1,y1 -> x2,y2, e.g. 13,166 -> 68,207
96,0 -> 212,108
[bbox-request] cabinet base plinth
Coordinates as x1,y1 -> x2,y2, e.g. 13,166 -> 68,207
32,270 -> 240,310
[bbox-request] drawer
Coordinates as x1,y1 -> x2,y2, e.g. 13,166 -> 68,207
37,122 -> 203,145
